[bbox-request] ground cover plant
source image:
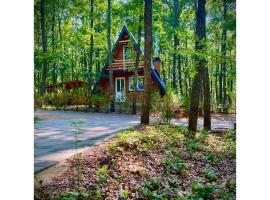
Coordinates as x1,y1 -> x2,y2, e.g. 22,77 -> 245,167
38,124 -> 236,200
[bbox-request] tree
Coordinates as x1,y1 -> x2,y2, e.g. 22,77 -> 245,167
141,0 -> 152,124
132,15 -> 142,115
188,0 -> 207,133
40,0 -> 47,95
107,0 -> 115,112
88,0 -> 94,108
221,0 -> 228,113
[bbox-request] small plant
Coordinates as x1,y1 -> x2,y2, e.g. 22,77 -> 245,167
188,182 -> 215,199
204,170 -> 218,181
70,120 -> 86,199
96,165 -> 109,183
163,159 -> 188,175
198,129 -> 209,143
205,153 -> 220,165
140,177 -> 182,199
95,190 -> 104,199
119,188 -> 129,200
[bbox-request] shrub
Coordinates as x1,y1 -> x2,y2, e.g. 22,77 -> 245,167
92,93 -> 106,111
160,87 -> 180,124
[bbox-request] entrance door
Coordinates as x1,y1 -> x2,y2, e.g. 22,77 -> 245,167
115,77 -> 125,102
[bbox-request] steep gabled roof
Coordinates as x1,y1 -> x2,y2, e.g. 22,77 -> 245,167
112,24 -> 141,53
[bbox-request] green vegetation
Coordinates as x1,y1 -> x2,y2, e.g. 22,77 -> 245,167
39,124 -> 236,199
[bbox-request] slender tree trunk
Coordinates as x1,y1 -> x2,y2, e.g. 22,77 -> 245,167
108,0 -> 114,112
222,0 -> 228,113
132,15 -> 142,115
161,60 -> 166,82
40,0 -> 47,95
172,35 -> 178,90
51,2 -> 57,90
215,64 -> 219,109
229,49 -> 233,104
88,0 -> 94,108
172,0 -> 181,90
219,62 -> 223,106
188,0 -> 206,133
141,0 -> 152,124
203,64 -> 211,130
177,54 -> 183,96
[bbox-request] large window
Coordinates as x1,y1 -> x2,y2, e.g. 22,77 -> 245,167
123,46 -> 133,67
129,76 -> 144,91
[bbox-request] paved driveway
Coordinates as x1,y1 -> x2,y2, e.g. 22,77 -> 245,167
34,110 -> 234,172
34,110 -> 140,171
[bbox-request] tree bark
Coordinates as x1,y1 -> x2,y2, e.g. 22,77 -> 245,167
221,0 -> 228,113
40,0 -> 47,95
132,15 -> 142,115
188,0 -> 206,133
177,54 -> 183,95
108,0 -> 115,112
172,0 -> 181,90
141,0 -> 152,124
88,0 -> 94,108
203,64 -> 211,130
51,2 -> 57,90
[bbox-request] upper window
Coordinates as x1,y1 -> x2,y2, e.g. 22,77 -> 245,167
123,46 -> 133,66
129,76 -> 144,91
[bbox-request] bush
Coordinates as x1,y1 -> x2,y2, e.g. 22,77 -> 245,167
160,88 -> 180,124
92,93 -> 107,111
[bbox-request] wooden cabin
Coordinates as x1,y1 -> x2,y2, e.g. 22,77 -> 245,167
94,25 -> 165,103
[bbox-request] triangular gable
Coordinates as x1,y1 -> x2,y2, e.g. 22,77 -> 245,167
112,25 -> 141,54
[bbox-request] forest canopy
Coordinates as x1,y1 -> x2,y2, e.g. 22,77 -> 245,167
34,0 -> 236,113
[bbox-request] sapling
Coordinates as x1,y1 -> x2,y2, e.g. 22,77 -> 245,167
70,120 -> 86,199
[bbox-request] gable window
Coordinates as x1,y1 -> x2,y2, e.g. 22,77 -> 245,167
129,76 -> 144,91
123,45 -> 133,67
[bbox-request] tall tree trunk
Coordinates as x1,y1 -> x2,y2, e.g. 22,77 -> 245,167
222,0 -> 228,113
40,0 -> 47,95
219,62 -> 223,106
215,64 -> 219,109
132,15 -> 142,115
172,35 -> 178,90
141,0 -> 152,124
229,49 -> 233,104
161,60 -> 166,82
177,54 -> 183,95
88,0 -> 94,108
51,2 -> 57,90
203,64 -> 211,130
108,0 -> 114,112
172,0 -> 180,90
188,0 -> 206,133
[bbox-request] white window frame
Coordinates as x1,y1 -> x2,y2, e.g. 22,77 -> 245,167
123,45 -> 133,68
115,77 -> 126,102
128,76 -> 144,92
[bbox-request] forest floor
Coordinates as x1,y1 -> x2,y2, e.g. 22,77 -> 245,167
36,123 -> 236,200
